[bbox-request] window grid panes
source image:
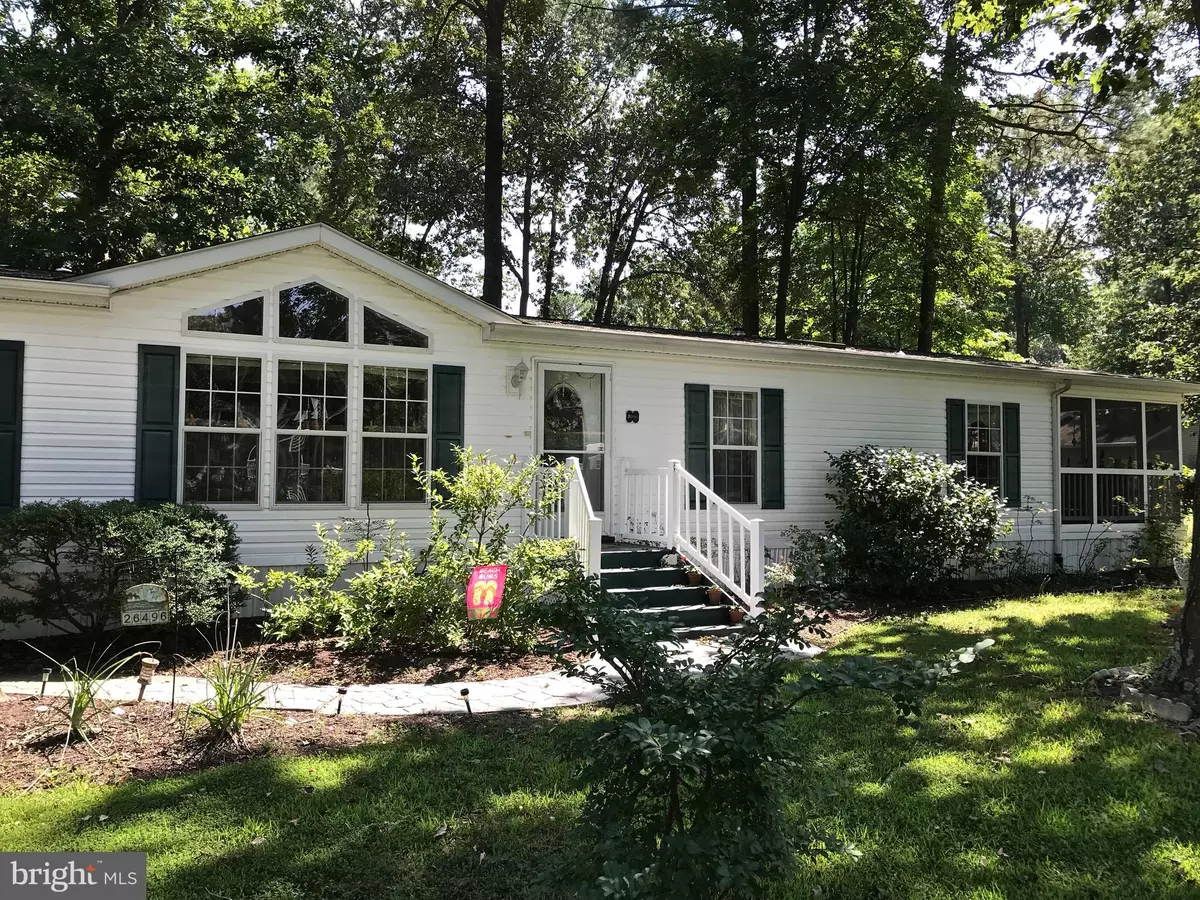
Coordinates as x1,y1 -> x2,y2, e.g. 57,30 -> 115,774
362,366 -> 428,503
1060,398 -> 1181,525
966,403 -> 1002,492
183,355 -> 261,503
275,360 -> 348,503
712,389 -> 758,504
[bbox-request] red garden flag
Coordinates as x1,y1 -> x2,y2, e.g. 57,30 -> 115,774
466,564 -> 507,620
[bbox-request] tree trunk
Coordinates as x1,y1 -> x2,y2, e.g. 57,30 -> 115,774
1167,432 -> 1200,690
774,126 -> 809,339
1009,188 -> 1029,357
480,0 -> 506,309
518,163 -> 533,316
541,199 -> 558,318
739,3 -> 760,338
916,23 -> 960,355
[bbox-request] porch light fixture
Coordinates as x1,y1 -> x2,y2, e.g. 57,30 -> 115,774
510,360 -> 530,389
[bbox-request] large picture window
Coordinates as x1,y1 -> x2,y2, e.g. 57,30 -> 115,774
1060,397 -> 1181,524
712,389 -> 758,504
275,360 -> 348,502
183,355 -> 261,502
362,365 -> 428,503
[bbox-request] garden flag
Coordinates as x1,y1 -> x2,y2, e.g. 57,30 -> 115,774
466,564 -> 507,620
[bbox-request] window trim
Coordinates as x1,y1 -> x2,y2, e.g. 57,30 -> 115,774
273,276 -> 357,348
1059,396 -> 1184,526
181,291 -> 269,342
963,400 -> 1005,496
361,300 -> 434,354
177,350 -> 266,509
709,385 -> 761,507
360,363 -> 430,505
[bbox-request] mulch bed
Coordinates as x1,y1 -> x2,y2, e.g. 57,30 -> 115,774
0,628 -> 564,687
0,692 -> 526,792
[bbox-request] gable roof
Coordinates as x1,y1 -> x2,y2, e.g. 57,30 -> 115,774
68,224 -> 515,327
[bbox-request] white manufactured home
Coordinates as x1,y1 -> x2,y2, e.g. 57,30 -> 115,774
0,225 -> 1193,617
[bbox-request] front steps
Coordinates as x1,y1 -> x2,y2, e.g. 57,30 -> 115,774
600,546 -> 744,638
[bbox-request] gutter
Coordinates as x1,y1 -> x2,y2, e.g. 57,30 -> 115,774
1050,379 -> 1073,569
0,277 -> 111,309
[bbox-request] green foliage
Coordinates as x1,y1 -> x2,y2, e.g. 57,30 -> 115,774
189,626 -> 267,749
26,640 -> 157,747
0,500 -> 241,635
544,560 -> 992,899
253,449 -> 575,654
825,446 -> 1009,596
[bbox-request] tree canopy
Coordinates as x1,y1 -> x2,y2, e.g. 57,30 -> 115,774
1,0 -> 1198,364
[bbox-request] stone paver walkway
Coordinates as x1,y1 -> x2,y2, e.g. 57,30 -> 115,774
0,640 -> 821,717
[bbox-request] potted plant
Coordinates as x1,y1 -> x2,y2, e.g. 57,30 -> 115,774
728,607 -> 745,624
684,562 -> 704,586
706,585 -> 724,604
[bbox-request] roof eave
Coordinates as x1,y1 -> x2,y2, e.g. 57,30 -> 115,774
486,321 -> 1197,394
67,224 -> 515,328
0,277 -> 111,309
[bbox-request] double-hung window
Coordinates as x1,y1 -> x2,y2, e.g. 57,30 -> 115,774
712,389 -> 759,504
1060,397 -> 1182,524
275,360 -> 348,503
966,403 -> 1003,492
183,355 -> 261,502
361,365 -> 428,502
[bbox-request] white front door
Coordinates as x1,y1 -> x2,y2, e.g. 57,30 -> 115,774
538,364 -> 609,529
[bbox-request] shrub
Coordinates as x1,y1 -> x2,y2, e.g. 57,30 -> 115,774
253,449 -> 575,654
0,500 -> 241,635
824,446 -> 1009,597
544,560 -> 992,899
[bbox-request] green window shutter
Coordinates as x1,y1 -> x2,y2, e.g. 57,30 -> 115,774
761,388 -> 784,509
432,364 -> 466,477
136,344 -> 180,503
1002,402 -> 1021,508
0,341 -> 24,511
946,398 -> 966,464
684,383 -> 710,484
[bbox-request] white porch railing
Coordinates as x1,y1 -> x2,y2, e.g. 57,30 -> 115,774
617,462 -> 671,543
533,457 -> 602,579
667,459 -> 766,616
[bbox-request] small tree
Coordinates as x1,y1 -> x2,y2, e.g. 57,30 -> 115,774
545,561 -> 992,899
825,446 -> 1009,597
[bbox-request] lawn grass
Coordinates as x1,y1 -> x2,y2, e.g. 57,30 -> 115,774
2,588 -> 1198,899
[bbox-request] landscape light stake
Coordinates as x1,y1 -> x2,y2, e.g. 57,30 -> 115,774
336,687 -> 348,715
461,688 -> 473,715
40,667 -> 50,696
136,657 -> 160,702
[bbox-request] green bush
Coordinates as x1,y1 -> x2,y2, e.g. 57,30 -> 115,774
825,446 -> 1008,597
544,559 -> 992,899
252,449 -> 576,654
0,500 -> 241,635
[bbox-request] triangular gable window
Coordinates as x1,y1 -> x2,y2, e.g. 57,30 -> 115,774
364,305 -> 429,348
187,296 -> 264,335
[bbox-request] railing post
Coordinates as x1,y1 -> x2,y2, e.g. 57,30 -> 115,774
749,517 -> 765,616
667,460 -> 681,550
618,459 -> 629,541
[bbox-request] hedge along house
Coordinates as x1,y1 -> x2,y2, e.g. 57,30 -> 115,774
0,224 -> 1194,625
